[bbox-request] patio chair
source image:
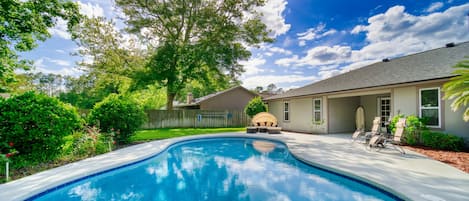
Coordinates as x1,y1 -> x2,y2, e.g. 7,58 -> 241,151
364,117 -> 382,142
351,128 -> 365,142
367,118 -> 406,154
386,118 -> 406,154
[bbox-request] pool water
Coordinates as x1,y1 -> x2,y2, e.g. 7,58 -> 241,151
31,138 -> 400,201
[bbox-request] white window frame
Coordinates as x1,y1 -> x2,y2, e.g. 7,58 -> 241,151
377,97 -> 391,128
313,98 -> 322,123
283,101 -> 290,121
419,87 -> 441,128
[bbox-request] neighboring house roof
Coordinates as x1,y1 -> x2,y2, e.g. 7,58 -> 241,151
175,86 -> 258,107
267,41 -> 469,100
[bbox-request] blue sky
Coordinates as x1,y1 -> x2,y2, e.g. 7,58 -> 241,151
21,0 -> 469,91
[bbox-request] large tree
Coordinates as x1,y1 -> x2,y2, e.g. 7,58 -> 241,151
116,0 -> 272,110
443,59 -> 469,121
0,0 -> 81,90
72,17 -> 146,95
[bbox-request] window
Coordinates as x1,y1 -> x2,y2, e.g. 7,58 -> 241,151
419,88 -> 440,127
313,98 -> 322,122
284,102 -> 289,121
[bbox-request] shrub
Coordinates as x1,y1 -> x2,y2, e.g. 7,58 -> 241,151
0,92 -> 82,164
88,94 -> 146,144
66,127 -> 114,157
403,115 -> 427,145
389,114 -> 404,134
244,96 -> 267,118
421,131 -> 465,151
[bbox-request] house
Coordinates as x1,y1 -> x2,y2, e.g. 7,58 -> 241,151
265,42 -> 469,140
174,86 -> 259,111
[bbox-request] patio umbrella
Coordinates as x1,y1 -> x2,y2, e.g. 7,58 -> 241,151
355,106 -> 365,130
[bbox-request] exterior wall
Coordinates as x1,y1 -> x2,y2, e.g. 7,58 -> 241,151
268,101 -> 283,126
393,86 -> 418,116
199,88 -> 257,111
444,99 -> 469,140
287,98 -> 314,133
328,97 -> 360,133
268,97 -> 327,133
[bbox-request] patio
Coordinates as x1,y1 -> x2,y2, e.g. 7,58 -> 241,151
0,132 -> 468,201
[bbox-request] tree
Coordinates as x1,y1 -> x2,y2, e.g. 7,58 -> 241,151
254,86 -> 264,93
267,83 -> 277,93
116,0 -> 273,110
72,17 -> 146,95
0,0 -> 81,90
443,59 -> 469,121
244,96 -> 267,117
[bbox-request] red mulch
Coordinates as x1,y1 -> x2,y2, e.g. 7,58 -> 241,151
404,146 -> 469,174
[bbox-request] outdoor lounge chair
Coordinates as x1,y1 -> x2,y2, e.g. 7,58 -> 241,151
364,117 -> 382,142
367,118 -> 406,154
353,117 -> 381,143
245,112 -> 282,134
351,128 -> 365,142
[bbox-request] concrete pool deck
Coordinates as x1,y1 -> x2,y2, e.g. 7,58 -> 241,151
0,132 -> 468,201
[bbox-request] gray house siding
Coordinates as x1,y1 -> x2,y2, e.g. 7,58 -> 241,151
199,87 -> 257,111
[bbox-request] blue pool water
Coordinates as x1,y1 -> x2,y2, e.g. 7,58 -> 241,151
31,138 -> 401,201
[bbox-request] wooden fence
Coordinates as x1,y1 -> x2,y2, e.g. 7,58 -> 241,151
142,110 -> 251,129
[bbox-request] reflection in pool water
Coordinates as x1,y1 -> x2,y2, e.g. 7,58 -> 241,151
31,138 -> 400,201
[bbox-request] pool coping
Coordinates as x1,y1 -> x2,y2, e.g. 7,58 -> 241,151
1,132 -> 468,201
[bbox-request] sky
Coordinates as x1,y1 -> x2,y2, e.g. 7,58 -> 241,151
20,0 -> 469,91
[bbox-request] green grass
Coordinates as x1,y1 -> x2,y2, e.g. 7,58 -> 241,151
131,127 -> 246,142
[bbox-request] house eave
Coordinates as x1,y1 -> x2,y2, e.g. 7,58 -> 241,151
266,76 -> 453,102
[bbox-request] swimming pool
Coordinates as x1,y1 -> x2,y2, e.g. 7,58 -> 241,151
29,138 -> 401,201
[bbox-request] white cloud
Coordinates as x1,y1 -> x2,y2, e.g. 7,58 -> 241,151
242,75 -> 317,89
297,24 -> 337,46
49,19 -> 71,39
274,55 -> 299,67
317,69 -> 341,80
32,57 -> 81,76
48,58 -> 72,67
240,57 -> 266,76
77,1 -> 105,18
351,3 -> 469,61
426,2 -> 444,12
256,0 -> 291,37
269,47 -> 293,55
55,49 -> 66,54
298,40 -> 306,47
275,45 -> 352,67
282,36 -> 294,47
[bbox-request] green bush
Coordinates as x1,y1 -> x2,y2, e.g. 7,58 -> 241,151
66,127 -> 114,157
389,114 -> 404,134
421,131 -> 465,151
0,92 -> 82,164
88,94 -> 146,144
403,115 -> 428,145
244,96 -> 267,117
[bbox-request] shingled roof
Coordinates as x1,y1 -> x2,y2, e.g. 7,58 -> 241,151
266,41 -> 469,100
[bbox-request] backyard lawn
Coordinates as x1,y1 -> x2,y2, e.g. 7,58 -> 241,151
131,127 -> 245,142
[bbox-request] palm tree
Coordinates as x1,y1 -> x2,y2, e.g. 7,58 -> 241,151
443,59 -> 469,121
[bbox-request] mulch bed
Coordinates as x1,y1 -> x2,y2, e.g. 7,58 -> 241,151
404,146 -> 469,174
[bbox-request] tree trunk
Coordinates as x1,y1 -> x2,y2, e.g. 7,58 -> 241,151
167,91 -> 175,111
